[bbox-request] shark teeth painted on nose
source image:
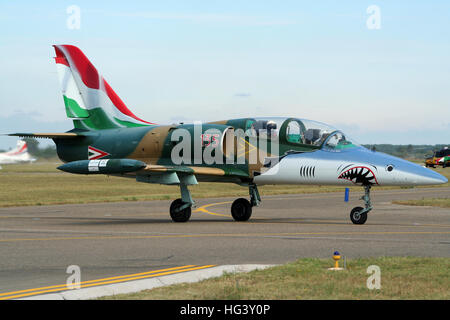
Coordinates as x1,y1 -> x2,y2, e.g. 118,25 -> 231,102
338,166 -> 378,185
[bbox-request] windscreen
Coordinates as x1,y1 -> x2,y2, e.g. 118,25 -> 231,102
243,117 -> 359,150
322,131 -> 359,151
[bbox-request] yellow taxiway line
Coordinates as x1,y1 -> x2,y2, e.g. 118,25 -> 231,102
0,264 -> 215,300
1,231 -> 449,245
0,200 -> 448,244
194,201 -> 231,217
193,201 -> 450,228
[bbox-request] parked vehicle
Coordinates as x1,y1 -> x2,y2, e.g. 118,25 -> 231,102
425,147 -> 450,168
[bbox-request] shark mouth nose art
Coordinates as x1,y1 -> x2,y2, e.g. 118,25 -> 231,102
338,166 -> 378,185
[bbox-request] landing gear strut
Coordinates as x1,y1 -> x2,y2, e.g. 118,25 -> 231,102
350,185 -> 372,225
170,183 -> 194,222
231,184 -> 260,222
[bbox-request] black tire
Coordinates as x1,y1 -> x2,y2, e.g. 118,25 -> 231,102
350,206 -> 368,225
231,198 -> 252,222
170,198 -> 191,222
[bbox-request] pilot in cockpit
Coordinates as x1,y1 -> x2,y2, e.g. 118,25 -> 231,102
266,120 -> 278,138
251,120 -> 278,139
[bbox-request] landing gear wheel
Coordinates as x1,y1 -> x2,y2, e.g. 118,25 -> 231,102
350,206 -> 367,225
170,198 -> 191,222
231,198 -> 252,222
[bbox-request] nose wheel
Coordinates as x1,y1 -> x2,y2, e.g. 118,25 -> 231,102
350,206 -> 367,224
350,185 -> 372,225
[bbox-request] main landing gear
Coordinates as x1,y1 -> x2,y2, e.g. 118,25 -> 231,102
169,182 -> 261,223
231,184 -> 260,222
170,183 -> 193,222
350,185 -> 373,225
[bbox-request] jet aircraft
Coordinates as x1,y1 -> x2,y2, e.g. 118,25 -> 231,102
0,140 -> 36,169
8,45 -> 448,224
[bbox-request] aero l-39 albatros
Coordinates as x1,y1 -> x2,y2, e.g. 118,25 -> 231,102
8,45 -> 447,224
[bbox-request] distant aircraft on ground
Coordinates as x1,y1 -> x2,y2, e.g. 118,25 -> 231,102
438,153 -> 450,168
7,45 -> 448,224
425,147 -> 450,168
0,140 -> 36,169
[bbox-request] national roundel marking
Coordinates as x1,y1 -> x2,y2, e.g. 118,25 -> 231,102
88,146 -> 110,160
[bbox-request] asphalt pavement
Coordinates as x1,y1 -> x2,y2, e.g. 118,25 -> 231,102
0,187 -> 449,297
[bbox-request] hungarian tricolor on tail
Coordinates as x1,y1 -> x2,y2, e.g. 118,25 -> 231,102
53,44 -> 155,130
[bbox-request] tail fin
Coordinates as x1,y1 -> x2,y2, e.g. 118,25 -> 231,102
5,140 -> 28,156
53,44 -> 155,130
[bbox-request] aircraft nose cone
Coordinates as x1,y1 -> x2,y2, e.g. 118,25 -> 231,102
427,170 -> 448,184
403,165 -> 448,185
369,150 -> 448,186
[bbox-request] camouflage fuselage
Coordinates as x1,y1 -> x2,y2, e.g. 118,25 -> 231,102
54,118 -> 320,183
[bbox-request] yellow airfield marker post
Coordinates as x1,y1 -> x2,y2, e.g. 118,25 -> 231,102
328,251 -> 344,271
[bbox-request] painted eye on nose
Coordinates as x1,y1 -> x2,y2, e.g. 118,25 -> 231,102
386,165 -> 394,172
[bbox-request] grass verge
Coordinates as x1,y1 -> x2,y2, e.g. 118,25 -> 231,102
100,257 -> 450,300
0,162 -> 448,208
393,198 -> 450,208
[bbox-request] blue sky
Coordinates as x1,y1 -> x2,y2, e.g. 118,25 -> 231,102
0,1 -> 449,149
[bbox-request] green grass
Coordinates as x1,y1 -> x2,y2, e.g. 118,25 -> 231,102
101,257 -> 450,300
0,162 -> 448,208
393,198 -> 450,208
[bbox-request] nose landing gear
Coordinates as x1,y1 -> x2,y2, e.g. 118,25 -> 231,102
350,185 -> 372,225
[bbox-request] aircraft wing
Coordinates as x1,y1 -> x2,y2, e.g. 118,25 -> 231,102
135,164 -> 249,185
57,160 -> 249,182
141,164 -> 248,177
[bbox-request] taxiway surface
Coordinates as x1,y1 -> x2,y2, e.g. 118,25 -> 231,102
0,187 -> 449,296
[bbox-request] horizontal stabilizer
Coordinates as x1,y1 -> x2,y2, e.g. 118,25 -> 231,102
7,133 -> 83,139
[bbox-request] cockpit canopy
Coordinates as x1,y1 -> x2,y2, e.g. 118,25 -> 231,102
244,117 -> 359,151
